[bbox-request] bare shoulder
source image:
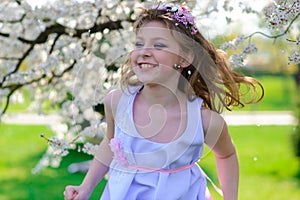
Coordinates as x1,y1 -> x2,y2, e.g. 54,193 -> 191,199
103,88 -> 123,139
201,107 -> 227,136
104,88 -> 123,104
104,88 -> 123,118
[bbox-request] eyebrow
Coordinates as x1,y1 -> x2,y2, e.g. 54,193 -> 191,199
136,36 -> 168,42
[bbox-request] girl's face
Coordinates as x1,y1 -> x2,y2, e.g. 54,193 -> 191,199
131,21 -> 184,85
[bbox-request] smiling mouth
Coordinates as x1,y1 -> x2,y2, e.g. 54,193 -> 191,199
139,63 -> 158,69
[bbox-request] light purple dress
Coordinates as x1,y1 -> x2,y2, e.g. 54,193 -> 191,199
100,87 -> 208,200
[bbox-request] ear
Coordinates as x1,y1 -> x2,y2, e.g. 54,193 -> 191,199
180,51 -> 195,68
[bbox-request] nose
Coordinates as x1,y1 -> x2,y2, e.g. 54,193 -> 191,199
139,47 -> 153,57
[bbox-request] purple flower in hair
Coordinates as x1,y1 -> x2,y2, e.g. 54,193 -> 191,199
151,3 -> 198,35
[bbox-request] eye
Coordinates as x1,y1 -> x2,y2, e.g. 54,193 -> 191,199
153,43 -> 167,49
135,42 -> 144,48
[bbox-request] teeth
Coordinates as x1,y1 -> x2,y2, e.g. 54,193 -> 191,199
140,64 -> 154,69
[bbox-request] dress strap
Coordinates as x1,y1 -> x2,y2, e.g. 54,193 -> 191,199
114,86 -> 142,137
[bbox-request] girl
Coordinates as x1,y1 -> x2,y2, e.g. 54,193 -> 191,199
64,3 -> 263,200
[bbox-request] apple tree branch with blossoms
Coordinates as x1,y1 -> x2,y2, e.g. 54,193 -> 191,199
220,0 -> 299,67
0,0 -> 299,173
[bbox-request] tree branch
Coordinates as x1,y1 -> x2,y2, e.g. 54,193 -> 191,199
1,86 -> 21,116
49,33 -> 62,54
0,5 -> 135,115
0,13 -> 26,23
245,12 -> 300,41
0,56 -> 19,60
15,0 -> 21,5
0,17 -> 133,45
1,60 -> 76,115
0,32 -> 9,37
0,14 -> 134,86
0,44 -> 34,87
48,60 -> 76,84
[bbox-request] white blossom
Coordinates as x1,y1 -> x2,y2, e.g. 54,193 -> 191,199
242,42 -> 257,54
48,136 -> 70,156
289,51 -> 300,64
264,0 -> 300,30
0,88 -> 10,98
230,54 -> 246,68
220,35 -> 256,67
82,142 -> 99,155
220,34 -> 245,51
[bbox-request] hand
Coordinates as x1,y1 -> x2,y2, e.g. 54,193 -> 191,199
64,185 -> 90,200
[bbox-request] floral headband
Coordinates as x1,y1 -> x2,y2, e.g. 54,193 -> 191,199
150,3 -> 198,35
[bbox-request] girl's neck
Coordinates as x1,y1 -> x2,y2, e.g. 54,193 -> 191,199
138,84 -> 185,107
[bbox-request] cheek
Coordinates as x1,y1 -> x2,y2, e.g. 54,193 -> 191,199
130,51 -> 138,65
156,52 -> 180,66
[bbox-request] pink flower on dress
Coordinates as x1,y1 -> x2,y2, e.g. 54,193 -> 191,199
110,138 -> 129,166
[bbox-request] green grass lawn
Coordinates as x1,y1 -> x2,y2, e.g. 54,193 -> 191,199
201,125 -> 300,200
0,124 -> 106,200
255,75 -> 297,111
0,124 -> 299,199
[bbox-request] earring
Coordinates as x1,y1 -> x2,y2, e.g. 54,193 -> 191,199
187,70 -> 192,75
173,64 -> 181,70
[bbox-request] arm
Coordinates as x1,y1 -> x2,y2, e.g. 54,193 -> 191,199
64,89 -> 122,200
202,108 -> 239,200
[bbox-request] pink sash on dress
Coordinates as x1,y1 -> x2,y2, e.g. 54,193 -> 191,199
110,137 -> 223,199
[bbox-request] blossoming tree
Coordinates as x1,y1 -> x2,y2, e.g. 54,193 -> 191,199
0,0 -> 299,172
